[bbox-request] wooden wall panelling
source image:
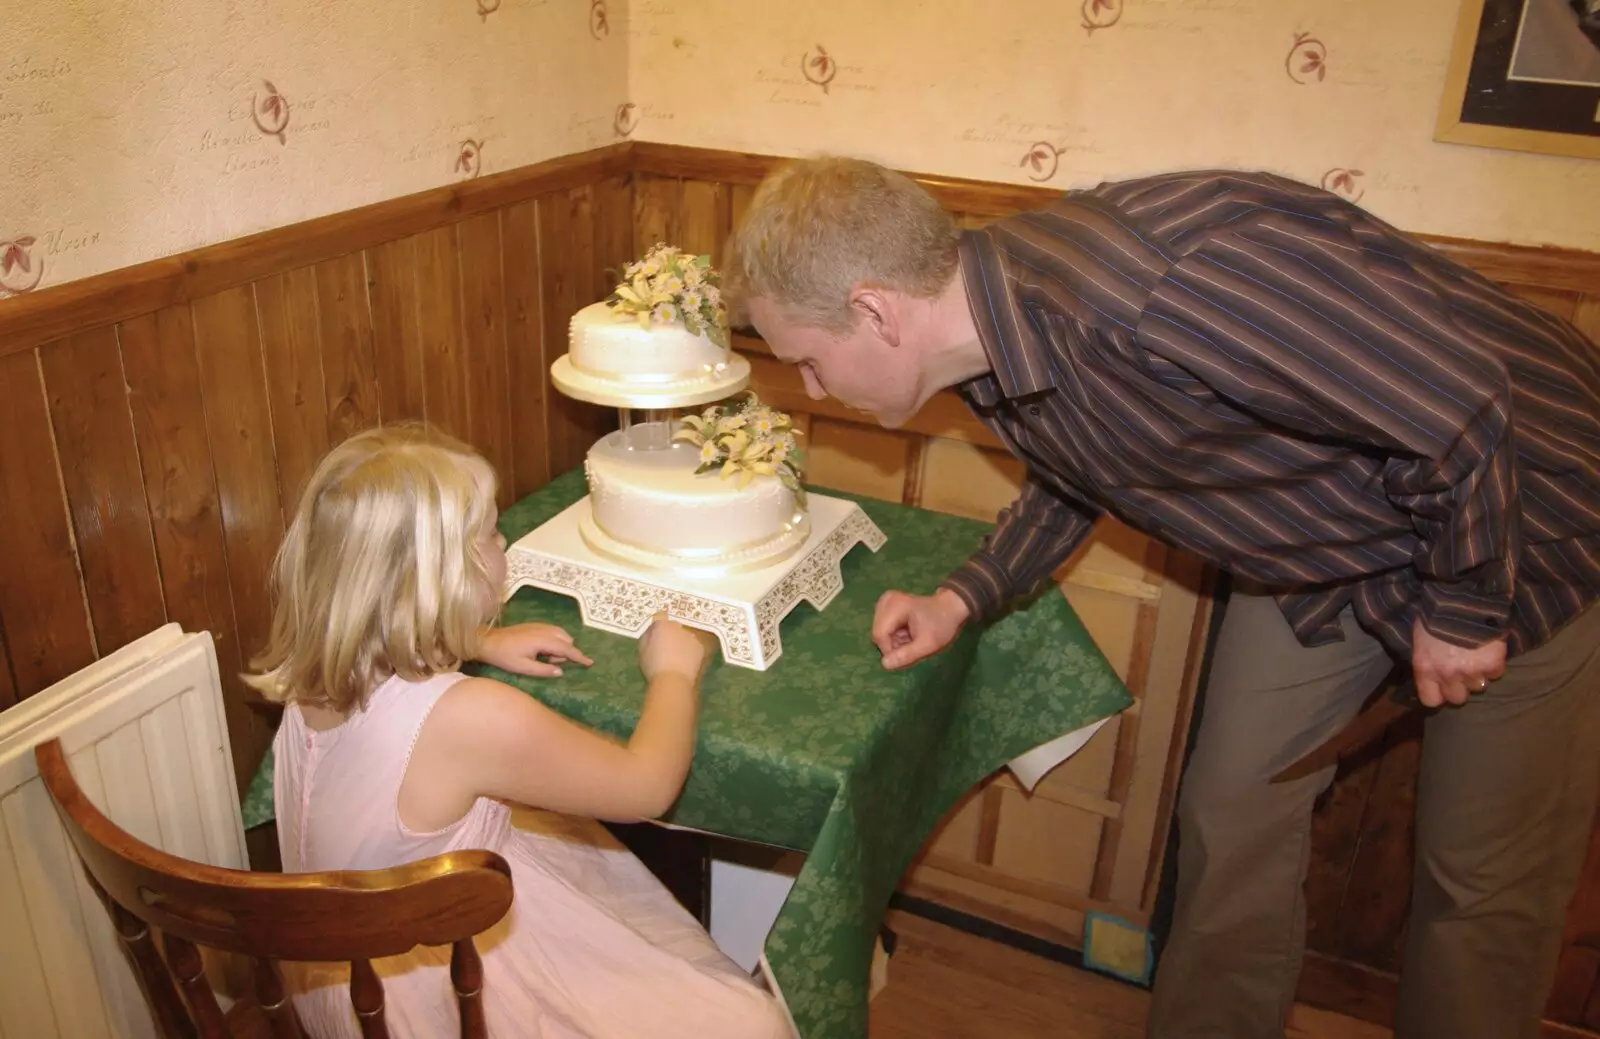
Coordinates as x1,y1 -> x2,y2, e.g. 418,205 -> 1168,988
315,252 -> 381,445
0,624 -> 16,711
1574,296 -> 1600,345
678,180 -> 732,266
633,174 -> 682,253
729,184 -> 756,246
255,267 -> 331,517
1508,286 -> 1581,322
0,349 -> 97,698
916,438 -> 1024,520
38,327 -> 167,657
586,174 -> 633,445
1337,717 -> 1425,972
594,174 -> 636,299
456,211 -> 516,508
365,235 -> 428,426
804,418 -> 911,502
189,285 -> 285,686
540,186 -> 599,475
119,305 -> 267,794
501,200 -> 551,500
413,225 -> 473,447
1303,727 -> 1388,954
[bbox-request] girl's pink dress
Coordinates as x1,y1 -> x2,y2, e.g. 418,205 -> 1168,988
273,671 -> 792,1038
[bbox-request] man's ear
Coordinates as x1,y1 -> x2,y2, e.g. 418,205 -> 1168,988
849,286 -> 900,347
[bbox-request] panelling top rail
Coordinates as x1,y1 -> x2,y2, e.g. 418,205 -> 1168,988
4,141 -> 1598,358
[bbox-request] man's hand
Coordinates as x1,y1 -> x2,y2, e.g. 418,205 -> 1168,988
1411,617 -> 1506,707
478,623 -> 594,679
873,588 -> 971,670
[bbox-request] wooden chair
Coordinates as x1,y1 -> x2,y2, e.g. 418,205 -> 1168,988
34,737 -> 514,1039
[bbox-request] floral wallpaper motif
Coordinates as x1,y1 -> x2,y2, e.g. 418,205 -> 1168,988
477,0 -> 501,20
1322,167 -> 1365,202
590,0 -> 610,39
614,102 -> 639,137
801,45 -> 836,93
457,139 -> 485,178
1286,32 -> 1329,84
0,236 -> 44,297
252,81 -> 290,144
1021,142 -> 1065,183
1081,0 -> 1122,34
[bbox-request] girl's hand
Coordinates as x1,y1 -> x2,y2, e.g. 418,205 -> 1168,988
638,614 -> 712,685
478,623 -> 594,678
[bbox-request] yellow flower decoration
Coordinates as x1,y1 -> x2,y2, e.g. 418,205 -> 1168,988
672,393 -> 807,504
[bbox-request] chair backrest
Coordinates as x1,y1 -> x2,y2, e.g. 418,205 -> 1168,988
34,738 -> 514,1039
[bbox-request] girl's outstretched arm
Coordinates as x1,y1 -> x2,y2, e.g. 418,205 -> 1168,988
399,617 -> 712,830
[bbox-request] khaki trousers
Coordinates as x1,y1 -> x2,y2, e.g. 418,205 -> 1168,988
1146,590 -> 1600,1039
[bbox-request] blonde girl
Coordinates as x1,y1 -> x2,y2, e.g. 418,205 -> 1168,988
248,423 -> 790,1039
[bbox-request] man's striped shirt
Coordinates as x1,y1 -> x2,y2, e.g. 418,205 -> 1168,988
940,169 -> 1600,659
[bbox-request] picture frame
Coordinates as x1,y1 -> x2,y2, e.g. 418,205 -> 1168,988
1436,0 -> 1600,160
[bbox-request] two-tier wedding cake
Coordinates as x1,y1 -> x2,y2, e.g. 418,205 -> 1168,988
506,242 -> 885,670
565,244 -> 811,576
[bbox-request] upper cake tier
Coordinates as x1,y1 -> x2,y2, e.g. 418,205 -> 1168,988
552,243 -> 750,408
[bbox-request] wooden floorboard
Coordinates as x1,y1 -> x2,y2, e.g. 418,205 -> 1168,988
869,910 -> 1391,1038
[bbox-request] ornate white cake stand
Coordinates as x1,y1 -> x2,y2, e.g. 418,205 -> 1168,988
503,493 -> 886,671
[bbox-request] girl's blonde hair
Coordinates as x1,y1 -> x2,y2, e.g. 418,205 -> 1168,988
724,155 -> 961,334
244,422 -> 501,712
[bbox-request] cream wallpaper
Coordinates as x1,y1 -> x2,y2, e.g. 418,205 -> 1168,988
0,0 -> 628,297
5,0 -> 1597,302
626,0 -> 1600,252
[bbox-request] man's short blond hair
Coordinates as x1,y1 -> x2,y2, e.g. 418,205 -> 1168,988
243,422 -> 500,712
726,156 -> 960,334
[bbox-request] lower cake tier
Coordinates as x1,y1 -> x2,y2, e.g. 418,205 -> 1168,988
581,425 -> 811,575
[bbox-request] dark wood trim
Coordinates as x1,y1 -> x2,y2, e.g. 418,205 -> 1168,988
7,140 -> 1596,360
0,144 -> 633,356
629,141 -> 1065,216
1421,235 -> 1600,295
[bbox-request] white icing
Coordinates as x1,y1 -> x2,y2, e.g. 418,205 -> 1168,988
583,426 -> 809,572
568,301 -> 729,385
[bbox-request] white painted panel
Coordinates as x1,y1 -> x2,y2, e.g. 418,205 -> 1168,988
1,781 -> 114,1039
0,626 -> 243,1038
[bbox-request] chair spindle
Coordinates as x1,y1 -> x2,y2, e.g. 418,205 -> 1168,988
161,931 -> 230,1039
249,956 -> 304,1039
98,880 -> 198,1039
350,958 -> 390,1039
451,937 -> 488,1039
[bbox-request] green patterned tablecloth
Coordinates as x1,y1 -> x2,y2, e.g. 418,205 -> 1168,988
241,469 -> 1131,1038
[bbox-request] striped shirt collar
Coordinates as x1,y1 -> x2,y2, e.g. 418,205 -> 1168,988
956,228 -> 1058,408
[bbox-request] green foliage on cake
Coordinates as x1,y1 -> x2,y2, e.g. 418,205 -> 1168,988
604,242 -> 730,349
673,394 -> 806,504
